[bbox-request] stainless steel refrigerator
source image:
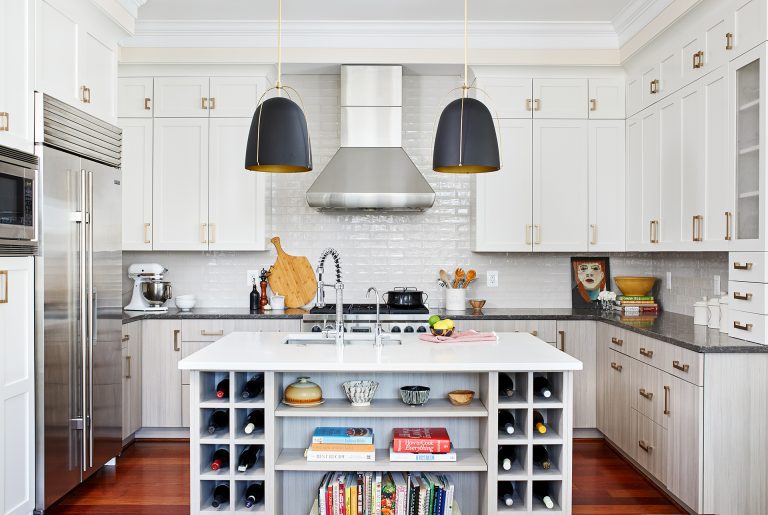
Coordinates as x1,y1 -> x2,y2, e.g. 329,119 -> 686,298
34,94 -> 123,512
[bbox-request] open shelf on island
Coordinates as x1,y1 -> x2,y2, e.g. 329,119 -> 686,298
275,398 -> 488,417
275,447 -> 488,472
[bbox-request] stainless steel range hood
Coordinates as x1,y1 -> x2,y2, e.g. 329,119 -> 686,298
306,65 -> 436,211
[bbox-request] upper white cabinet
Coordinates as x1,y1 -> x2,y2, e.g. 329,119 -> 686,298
732,0 -> 766,57
532,79 -> 589,119
0,0 -> 34,153
120,119 -> 154,251
118,77 -> 154,118
588,79 -> 625,119
78,29 -> 116,120
36,0 -> 78,107
154,77 -> 210,117
589,120 -> 626,251
474,78 -> 532,119
209,76 -> 267,117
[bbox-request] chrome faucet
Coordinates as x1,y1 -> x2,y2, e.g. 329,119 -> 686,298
317,248 -> 344,345
366,287 -> 383,347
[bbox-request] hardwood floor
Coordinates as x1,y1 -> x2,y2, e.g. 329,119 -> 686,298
47,439 -> 684,514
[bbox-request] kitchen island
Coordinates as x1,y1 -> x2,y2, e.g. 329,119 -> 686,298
179,331 -> 582,514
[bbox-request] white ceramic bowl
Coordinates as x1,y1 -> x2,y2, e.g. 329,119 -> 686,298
342,380 -> 379,407
175,297 -> 196,311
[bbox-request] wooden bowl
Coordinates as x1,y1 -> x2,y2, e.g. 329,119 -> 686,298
448,390 -> 475,406
614,276 -> 657,296
430,327 -> 454,337
468,299 -> 486,310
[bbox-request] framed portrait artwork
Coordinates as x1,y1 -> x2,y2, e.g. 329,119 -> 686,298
571,257 -> 611,309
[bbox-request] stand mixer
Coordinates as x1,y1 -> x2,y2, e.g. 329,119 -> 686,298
125,263 -> 173,312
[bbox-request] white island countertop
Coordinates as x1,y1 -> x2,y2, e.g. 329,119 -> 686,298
178,332 -> 583,372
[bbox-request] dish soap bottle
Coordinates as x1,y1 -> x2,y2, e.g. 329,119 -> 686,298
249,279 -> 261,313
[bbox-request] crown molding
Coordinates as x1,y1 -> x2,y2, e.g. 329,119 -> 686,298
123,19 -> 619,50
612,0 -> 674,46
117,0 -> 148,17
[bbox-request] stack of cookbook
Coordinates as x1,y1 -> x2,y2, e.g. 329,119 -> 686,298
306,427 -> 376,462
389,427 -> 456,462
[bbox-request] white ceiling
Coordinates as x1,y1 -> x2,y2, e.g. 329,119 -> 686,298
138,0 -> 636,23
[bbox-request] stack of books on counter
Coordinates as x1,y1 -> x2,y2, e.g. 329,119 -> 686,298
613,295 -> 660,316
306,427 -> 376,462
389,428 -> 456,462
310,471 -> 459,515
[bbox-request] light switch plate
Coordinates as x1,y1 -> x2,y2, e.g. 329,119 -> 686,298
666,272 -> 672,290
714,275 -> 720,295
487,271 -> 499,288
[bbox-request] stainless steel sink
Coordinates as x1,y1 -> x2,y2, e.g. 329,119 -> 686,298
283,334 -> 402,345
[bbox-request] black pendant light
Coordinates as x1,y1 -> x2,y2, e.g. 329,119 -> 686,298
244,0 -> 312,173
432,0 -> 500,174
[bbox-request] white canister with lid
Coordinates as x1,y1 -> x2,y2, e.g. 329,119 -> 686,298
707,297 -> 721,329
719,293 -> 729,333
693,297 -> 708,326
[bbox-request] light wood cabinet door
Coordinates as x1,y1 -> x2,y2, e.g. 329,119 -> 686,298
472,119 -> 533,252
681,80 -> 706,247
141,320 -> 182,427
635,410 -> 667,483
209,76 -> 266,118
118,77 -> 153,118
532,78 -> 588,119
596,325 -> 610,437
78,29 -> 116,122
556,321 -> 596,428
120,118 -> 153,250
36,0 -> 79,106
121,345 -> 131,440
588,79 -> 625,119
532,119 -> 588,251
474,77 -> 532,119
588,120 -> 626,251
154,77 -> 210,117
121,323 -> 142,439
657,93 -> 682,248
607,350 -> 634,459
208,118 -> 267,251
152,118 -> 209,250
664,373 -> 703,513
0,0 -> 34,153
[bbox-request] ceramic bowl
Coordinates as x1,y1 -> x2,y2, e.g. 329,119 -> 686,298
174,296 -> 196,311
283,376 -> 323,405
447,389 -> 475,406
615,276 -> 657,296
468,299 -> 486,310
400,385 -> 431,406
430,327 -> 454,337
342,380 -> 379,407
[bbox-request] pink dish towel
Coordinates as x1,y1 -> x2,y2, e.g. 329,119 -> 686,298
418,330 -> 498,343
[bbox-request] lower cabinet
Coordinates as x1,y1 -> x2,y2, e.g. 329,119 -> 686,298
121,322 -> 143,440
664,373 -> 703,511
556,321 -> 596,428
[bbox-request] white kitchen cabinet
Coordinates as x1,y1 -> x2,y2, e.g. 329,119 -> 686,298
208,118 -> 267,251
209,76 -> 266,118
532,119 -> 589,251
120,119 -> 154,251
681,81 -> 706,246
625,115 -> 644,248
682,33 -> 706,85
703,67 -> 733,247
122,322 -> 142,440
0,0 -> 34,153
154,77 -> 210,117
152,117 -> 210,251
731,0 -> 765,59
36,0 -> 78,106
532,78 -> 588,119
588,79 -> 625,119
78,29 -> 116,121
472,119 -> 533,252
118,77 -> 154,118
657,93 -> 682,249
640,108 -> 661,249
556,321 -> 596,428
588,120 -> 625,251
0,257 -> 35,515
641,64 -> 661,110
659,48 -> 683,100
473,77 -> 532,119
626,74 -> 643,117
141,320 -> 182,428
703,7 -> 731,72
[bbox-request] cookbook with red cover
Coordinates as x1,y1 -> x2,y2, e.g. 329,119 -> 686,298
392,427 -> 451,454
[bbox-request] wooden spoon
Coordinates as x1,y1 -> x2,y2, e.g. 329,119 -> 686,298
453,268 -> 465,289
439,269 -> 453,288
464,269 -> 477,288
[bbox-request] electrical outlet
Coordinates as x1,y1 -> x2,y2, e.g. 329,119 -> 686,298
714,275 -> 721,295
666,271 -> 672,290
247,270 -> 261,288
487,271 -> 499,288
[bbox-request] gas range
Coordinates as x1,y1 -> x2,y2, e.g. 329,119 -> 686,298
302,303 -> 431,335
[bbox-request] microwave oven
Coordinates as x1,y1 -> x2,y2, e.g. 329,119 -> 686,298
0,152 -> 37,246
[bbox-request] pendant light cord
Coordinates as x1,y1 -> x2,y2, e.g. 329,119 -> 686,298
277,0 -> 283,93
463,0 -> 468,94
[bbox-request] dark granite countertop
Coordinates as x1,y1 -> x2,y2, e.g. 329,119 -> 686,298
123,307 -> 768,354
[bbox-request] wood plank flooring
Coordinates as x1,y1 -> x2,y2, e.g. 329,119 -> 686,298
47,439 -> 684,514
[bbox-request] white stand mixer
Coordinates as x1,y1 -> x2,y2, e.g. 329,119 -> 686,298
125,263 -> 172,312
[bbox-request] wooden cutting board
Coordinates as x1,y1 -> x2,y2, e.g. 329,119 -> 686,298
267,236 -> 317,308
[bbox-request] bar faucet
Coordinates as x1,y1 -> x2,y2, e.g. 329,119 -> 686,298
366,287 -> 383,347
316,248 -> 344,345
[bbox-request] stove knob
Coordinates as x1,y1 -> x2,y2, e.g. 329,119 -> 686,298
416,326 -> 427,333
311,325 -> 322,333
324,325 -> 334,332
404,326 -> 415,333
391,326 -> 402,333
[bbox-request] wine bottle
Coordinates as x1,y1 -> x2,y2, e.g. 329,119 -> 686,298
498,446 -> 515,471
533,410 -> 547,434
207,410 -> 228,434
499,372 -> 515,397
238,445 -> 262,472
243,409 -> 264,435
533,376 -> 553,399
498,481 -> 516,506
533,481 -> 555,509
241,375 -> 264,399
532,445 -> 552,470
499,410 -> 516,435
210,448 -> 229,471
211,484 -> 230,509
249,282 -> 261,313
243,482 -> 265,508
215,378 -> 229,399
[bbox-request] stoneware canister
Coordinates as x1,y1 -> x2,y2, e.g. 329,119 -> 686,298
693,297 -> 708,326
707,297 -> 721,330
445,288 -> 466,311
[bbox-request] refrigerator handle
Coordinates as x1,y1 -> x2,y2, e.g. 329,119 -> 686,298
87,170 -> 94,468
79,169 -> 88,473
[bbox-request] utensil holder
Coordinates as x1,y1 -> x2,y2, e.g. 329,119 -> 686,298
445,288 -> 466,311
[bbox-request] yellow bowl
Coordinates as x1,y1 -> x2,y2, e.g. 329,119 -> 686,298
614,276 -> 657,296
448,390 -> 475,406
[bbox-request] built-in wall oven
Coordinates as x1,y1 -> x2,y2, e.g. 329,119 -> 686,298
0,146 -> 38,254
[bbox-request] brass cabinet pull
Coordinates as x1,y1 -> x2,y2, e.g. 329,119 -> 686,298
650,220 -> 659,243
125,356 -> 131,379
697,215 -> 703,241
672,360 -> 690,372
559,330 -> 566,353
209,223 -> 216,243
526,98 -> 532,111
534,99 -> 541,111
610,362 -> 623,372
200,223 -> 208,243
173,329 -> 181,352
525,224 -> 532,245
202,97 -> 209,109
733,292 -> 753,301
692,215 -> 703,241
639,440 -> 653,453
0,270 -> 6,304
0,112 -> 8,131
144,97 -> 151,110
590,224 -> 598,245
121,334 -> 130,343
81,85 -> 92,104
726,32 -> 734,50
725,211 -> 732,240
650,79 -> 659,94
639,388 -> 654,400
733,261 -> 753,270
639,347 -> 654,358
209,97 -> 216,109
590,99 -> 597,111
201,330 -> 224,336
733,321 -> 753,331
693,51 -> 705,69
534,225 -> 541,244
143,223 -> 151,244
664,385 -> 670,415
611,336 -> 623,346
